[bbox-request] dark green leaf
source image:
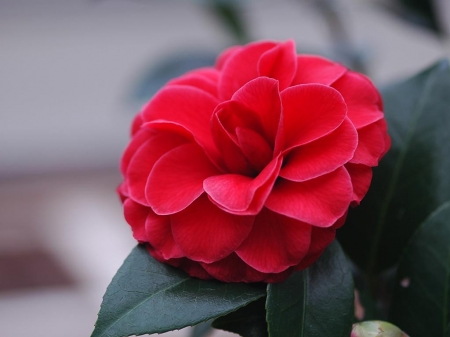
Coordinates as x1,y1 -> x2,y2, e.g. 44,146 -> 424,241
389,201 -> 450,337
266,241 -> 354,337
338,59 -> 450,276
91,245 -> 266,337
212,297 -> 268,337
446,322 -> 450,337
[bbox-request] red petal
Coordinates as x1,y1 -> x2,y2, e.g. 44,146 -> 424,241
147,246 -> 213,280
345,163 -> 373,204
142,85 -> 219,153
280,117 -> 357,182
292,55 -> 346,85
219,41 -> 277,100
350,121 -> 386,166
123,199 -> 149,242
332,71 -> 384,129
258,40 -> 297,90
145,212 -> 183,260
141,120 -> 224,170
215,45 -> 242,70
204,156 -> 282,215
293,226 -> 336,270
146,143 -> 220,215
278,84 -> 347,151
186,67 -> 220,82
117,181 -> 129,202
236,127 -> 273,172
211,110 -> 254,175
131,113 -> 144,136
236,208 -> 312,273
201,253 -> 267,283
266,167 -> 353,227
168,73 -> 218,97
171,195 -> 255,263
230,77 -> 281,144
120,128 -> 153,175
127,133 -> 189,205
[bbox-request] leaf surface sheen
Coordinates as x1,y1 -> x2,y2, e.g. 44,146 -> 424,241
338,60 -> 450,274
266,241 -> 354,337
91,245 -> 266,337
390,201 -> 450,337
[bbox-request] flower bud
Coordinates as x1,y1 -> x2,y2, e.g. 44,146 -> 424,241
351,321 -> 409,337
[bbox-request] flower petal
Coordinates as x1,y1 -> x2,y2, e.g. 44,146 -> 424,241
142,85 -> 219,154
171,195 -> 255,263
127,133 -> 189,205
230,77 -> 281,144
215,45 -> 242,70
258,40 -> 297,90
236,208 -> 312,273
120,128 -> 153,175
278,84 -> 347,151
201,253 -> 267,283
144,212 -> 183,260
350,121 -> 386,166
292,55 -> 346,85
236,127 -> 273,172
167,73 -> 218,97
211,109 -> 254,175
345,163 -> 373,204
332,71 -> 384,129
123,199 -> 149,242
219,41 -> 277,100
146,143 -> 220,215
266,167 -> 353,227
280,117 -> 357,182
204,156 -> 282,215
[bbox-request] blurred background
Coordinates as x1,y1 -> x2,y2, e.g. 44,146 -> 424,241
0,0 -> 449,336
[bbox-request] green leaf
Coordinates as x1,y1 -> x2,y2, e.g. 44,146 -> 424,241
266,241 -> 354,337
91,245 -> 266,337
338,59 -> 450,276
389,201 -> 450,337
212,297 -> 268,337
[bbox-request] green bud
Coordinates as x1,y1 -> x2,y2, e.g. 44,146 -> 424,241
351,321 -> 409,337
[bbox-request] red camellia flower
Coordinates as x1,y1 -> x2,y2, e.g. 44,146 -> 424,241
118,40 -> 390,283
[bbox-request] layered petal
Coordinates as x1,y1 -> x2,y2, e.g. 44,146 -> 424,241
127,133 -> 189,205
167,73 -> 218,97
230,77 -> 281,144
201,253 -> 266,283
146,212 -> 183,260
171,195 -> 255,263
266,167 -> 353,227
350,121 -> 387,166
142,85 -> 220,158
120,128 -> 153,175
236,208 -> 312,273
292,55 -> 346,85
146,143 -> 220,214
219,41 -> 277,100
278,84 -> 347,152
123,199 -> 149,242
280,117 -> 357,182
215,45 -> 242,70
332,71 -> 384,129
345,163 -> 373,204
204,156 -> 282,215
258,40 -> 297,90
